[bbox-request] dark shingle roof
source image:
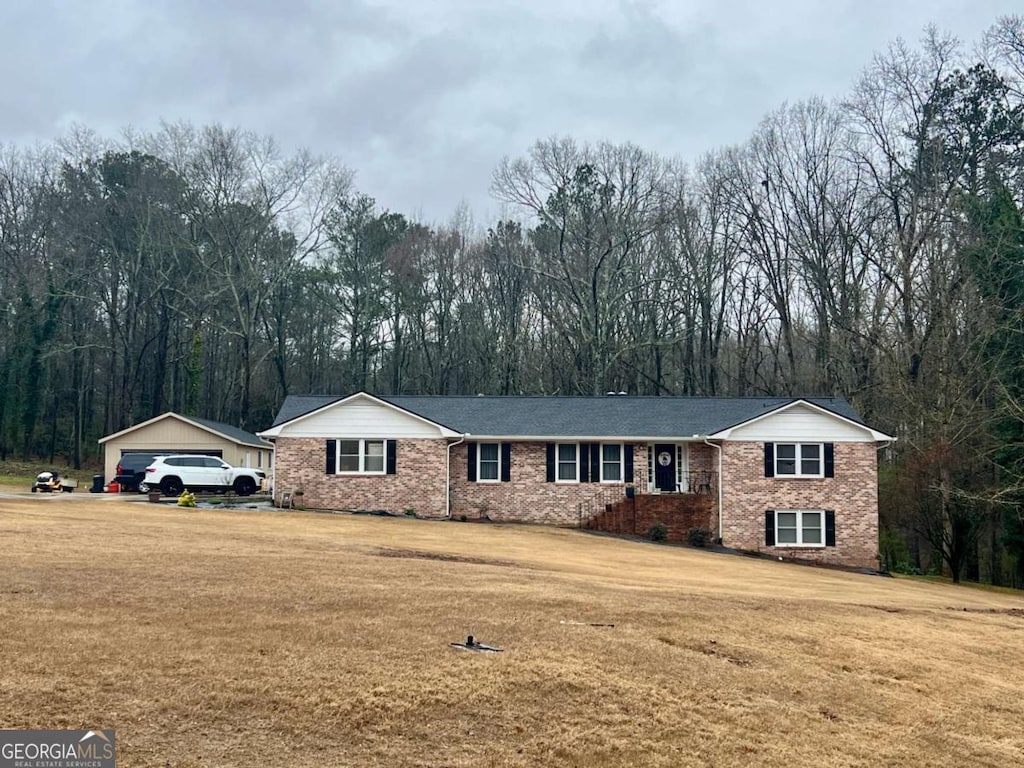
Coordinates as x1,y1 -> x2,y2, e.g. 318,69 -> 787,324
270,395 -> 342,427
189,415 -> 268,446
268,393 -> 867,439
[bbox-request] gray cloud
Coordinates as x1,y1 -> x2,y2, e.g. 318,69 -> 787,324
0,0 -> 1020,222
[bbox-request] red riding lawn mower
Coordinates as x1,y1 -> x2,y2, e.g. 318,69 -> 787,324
31,470 -> 75,493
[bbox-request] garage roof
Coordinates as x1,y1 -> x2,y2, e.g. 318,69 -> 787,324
99,412 -> 270,448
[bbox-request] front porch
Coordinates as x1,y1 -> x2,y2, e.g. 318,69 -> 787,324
638,469 -> 718,496
577,442 -> 718,540
642,442 -> 717,495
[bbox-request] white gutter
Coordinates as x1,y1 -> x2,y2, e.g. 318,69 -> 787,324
703,437 -> 724,544
445,434 -> 469,518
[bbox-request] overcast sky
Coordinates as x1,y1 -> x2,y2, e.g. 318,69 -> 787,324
1,1 -> 1019,222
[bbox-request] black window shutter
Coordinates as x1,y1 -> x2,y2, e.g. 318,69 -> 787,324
824,443 -> 835,478
579,443 -> 590,483
590,443 -> 601,483
765,510 -> 775,546
386,440 -> 397,475
545,443 -> 555,482
501,443 -> 511,482
764,443 -> 775,477
467,442 -> 477,482
825,510 -> 836,547
624,444 -> 634,483
326,440 -> 336,474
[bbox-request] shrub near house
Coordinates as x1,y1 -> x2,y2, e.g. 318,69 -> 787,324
259,392 -> 892,568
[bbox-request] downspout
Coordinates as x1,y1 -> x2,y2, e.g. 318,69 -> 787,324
703,437 -> 723,544
446,434 -> 468,518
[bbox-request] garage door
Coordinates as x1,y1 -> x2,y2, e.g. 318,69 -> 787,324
115,448 -> 225,492
117,449 -> 223,479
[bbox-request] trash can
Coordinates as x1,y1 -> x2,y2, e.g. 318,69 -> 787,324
90,475 -> 105,493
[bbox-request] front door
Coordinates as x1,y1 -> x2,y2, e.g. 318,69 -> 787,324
654,444 -> 676,492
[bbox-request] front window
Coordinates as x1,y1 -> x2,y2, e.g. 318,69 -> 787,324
478,443 -> 500,482
775,443 -> 823,478
775,510 -> 824,546
676,444 -> 688,490
337,439 -> 385,474
557,443 -> 579,482
601,443 -> 622,482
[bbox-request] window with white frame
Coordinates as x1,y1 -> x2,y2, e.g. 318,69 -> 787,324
676,444 -> 688,490
775,443 -> 823,477
775,510 -> 824,546
601,443 -> 622,482
337,439 -> 386,474
478,442 -> 500,482
556,443 -> 579,482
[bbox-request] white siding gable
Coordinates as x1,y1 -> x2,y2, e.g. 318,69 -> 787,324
722,403 -> 875,442
274,396 -> 450,438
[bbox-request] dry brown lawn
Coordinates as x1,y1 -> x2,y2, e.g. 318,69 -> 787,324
1,495 -> 1023,767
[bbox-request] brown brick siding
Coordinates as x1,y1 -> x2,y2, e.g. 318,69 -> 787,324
688,443 -> 721,537
273,436 -> 880,569
631,442 -> 650,489
452,442 -> 718,528
585,495 -> 714,541
451,442 -> 631,525
274,437 -> 449,516
689,443 -> 716,475
720,441 -> 879,568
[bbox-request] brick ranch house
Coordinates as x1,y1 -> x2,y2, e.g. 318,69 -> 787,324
258,392 -> 893,568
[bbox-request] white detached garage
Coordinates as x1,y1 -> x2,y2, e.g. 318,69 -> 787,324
99,412 -> 273,486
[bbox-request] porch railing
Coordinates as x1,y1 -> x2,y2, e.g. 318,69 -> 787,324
576,471 -> 718,528
577,485 -> 629,528
645,470 -> 718,495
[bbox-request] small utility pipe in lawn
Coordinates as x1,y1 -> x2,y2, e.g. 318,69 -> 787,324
445,434 -> 468,518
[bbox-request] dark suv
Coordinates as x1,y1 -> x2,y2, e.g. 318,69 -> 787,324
115,453 -> 162,492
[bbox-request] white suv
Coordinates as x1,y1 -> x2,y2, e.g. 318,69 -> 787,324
140,455 -> 265,497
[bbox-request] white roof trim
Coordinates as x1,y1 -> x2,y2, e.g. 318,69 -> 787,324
706,399 -> 894,441
461,435 -> 711,442
257,391 -> 463,439
99,412 -> 271,447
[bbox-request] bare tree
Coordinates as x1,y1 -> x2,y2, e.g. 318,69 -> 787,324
492,138 -> 669,394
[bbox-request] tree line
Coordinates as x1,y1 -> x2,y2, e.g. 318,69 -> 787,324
2,19 -> 1023,586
